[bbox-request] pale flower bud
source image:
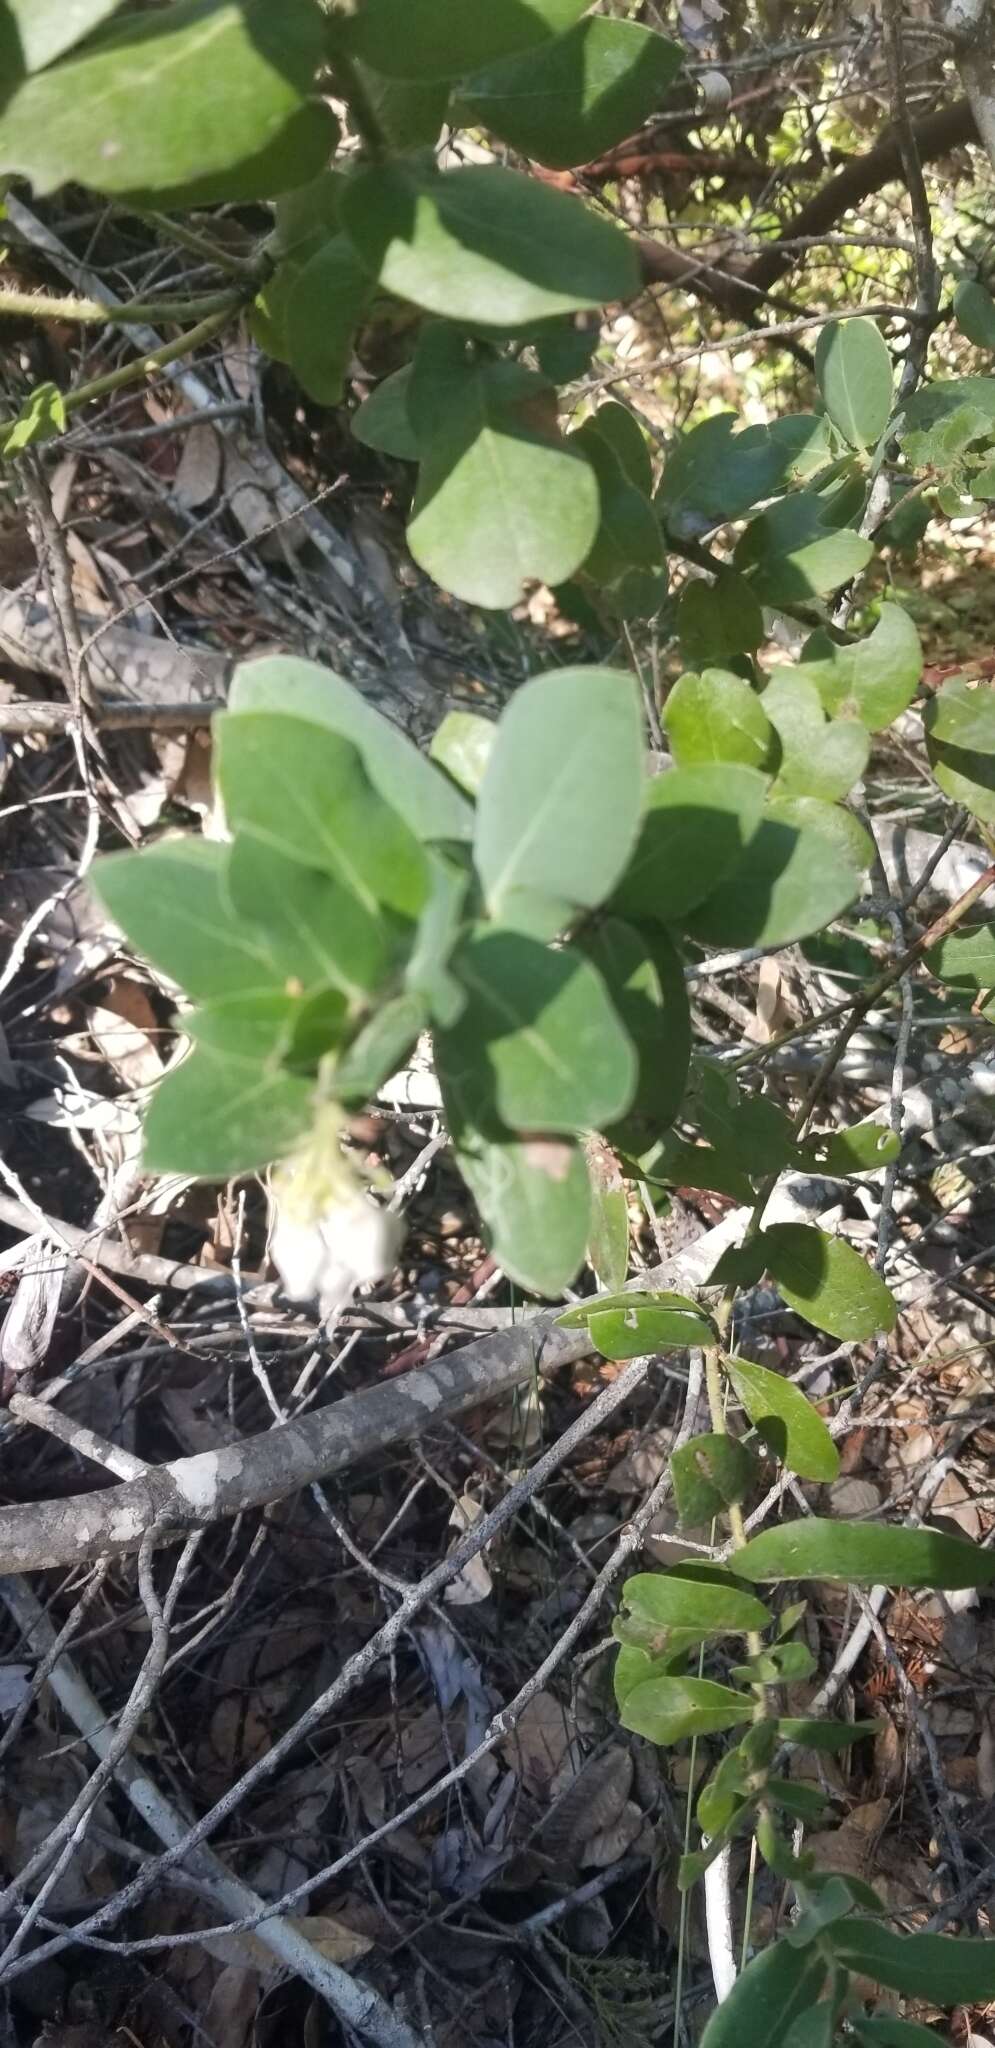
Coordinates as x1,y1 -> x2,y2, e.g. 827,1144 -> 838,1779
269,1108 -> 402,1317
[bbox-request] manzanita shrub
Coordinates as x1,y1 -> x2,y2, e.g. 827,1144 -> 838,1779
7,0 -> 995,2035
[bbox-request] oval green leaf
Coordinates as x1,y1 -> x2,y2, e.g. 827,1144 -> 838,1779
760,1223 -> 896,1340
815,317 -> 894,451
620,1674 -> 753,1745
621,1571 -> 771,1635
347,0 -> 589,82
829,1922 -> 995,2002
722,1354 -> 839,1482
455,18 -> 683,171
735,1517 -> 995,1590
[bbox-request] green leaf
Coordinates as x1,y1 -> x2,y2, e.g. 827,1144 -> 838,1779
797,604 -> 922,730
723,1354 -> 839,1482
437,930 -> 636,1135
587,1303 -> 716,1358
928,920 -> 995,985
534,314 -> 600,382
184,988 -> 346,1068
786,1875 -> 866,1948
829,1923 -> 995,2002
225,838 -> 392,1003
586,1155 -> 629,1293
354,62 -> 449,149
287,235 -> 373,405
764,794 -> 874,874
95,840 -> 290,1001
613,763 -> 768,924
590,400 -> 654,498
691,1062 -> 798,1175
760,1224 -> 896,1340
571,420 -> 663,587
658,413 -> 812,535
766,1777 -> 826,1822
671,1432 -> 757,1526
341,160 -> 640,327
430,712 -> 495,798
0,379 -> 66,457
736,497 -> 873,607
474,666 -> 644,939
352,367 -> 420,460
346,0 -> 589,82
683,815 -> 861,948
925,675 -> 995,826
802,1119 -> 900,1176
408,359 -> 599,608
228,656 -> 472,845
217,713 -> 428,919
954,279 -> 995,351
678,569 -> 764,667
455,18 -> 683,171
142,1044 -> 313,1178
731,1642 -> 817,1685
697,1746 -> 753,1834
621,1570 -> 771,1636
581,921 -> 691,1137
777,1717 -> 879,1752
853,2017 -> 955,2048
815,318 -> 893,451
448,1114 -> 592,1296
699,1940 -> 826,2048
403,849 -> 469,1026
662,669 -> 777,772
2,0 -> 124,73
334,992 -> 426,1103
0,0 -> 337,203
648,1136 -> 753,1205
614,1642 -> 673,1709
557,1286 -> 702,1326
620,1673 -> 753,1744
763,672 -> 869,804
735,1518 -> 995,1590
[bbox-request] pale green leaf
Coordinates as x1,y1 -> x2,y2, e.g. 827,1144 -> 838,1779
581,920 -> 691,1136
614,764 -> 767,927
225,838 -> 393,1002
474,666 -> 644,938
798,604 -> 922,730
662,669 -> 776,772
802,1119 -> 900,1176
95,840 -> 290,1001
620,1673 -> 753,1744
925,675 -> 995,826
815,317 -> 894,451
672,1432 -> 757,1526
683,815 -> 861,948
334,992 -> 426,1103
3,0 -> 124,73
763,670 -> 869,804
430,712 -> 495,798
142,1044 -> 312,1177
446,1110 -> 592,1296
954,279 -> 995,351
620,1570 -> 770,1635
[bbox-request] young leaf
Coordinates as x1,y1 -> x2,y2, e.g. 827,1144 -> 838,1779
925,675 -> 995,826
455,19 -> 683,170
228,655 -> 472,846
735,1518 -> 995,1590
581,921 -> 691,1136
953,278 -> 995,351
619,1674 -> 753,1744
612,763 -> 768,924
620,1570 -> 771,1636
927,920 -> 995,986
474,666 -> 644,939
346,0 -> 589,82
340,160 -> 640,327
662,669 -> 777,772
408,359 -> 600,608
95,840 -> 291,1001
142,1045 -> 313,1178
217,713 -> 429,919
697,1745 -> 753,1833
437,930 -> 636,1135
760,1224 -> 897,1340
731,1641 -> 817,1684
829,1922 -> 995,2002
815,317 -> 894,451
586,1302 -> 716,1358
683,811 -> 863,946
446,1110 -> 592,1297
672,1433 -> 757,1526
802,1120 -> 900,1176
0,0 -> 336,203
404,850 -> 469,1026
351,367 -> 421,461
698,1937 -> 826,2048
287,235 -> 373,405
722,1354 -> 840,1482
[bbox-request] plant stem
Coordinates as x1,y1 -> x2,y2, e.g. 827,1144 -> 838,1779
57,304 -> 239,420
327,46 -> 389,157
138,209 -> 262,281
0,284 -> 239,325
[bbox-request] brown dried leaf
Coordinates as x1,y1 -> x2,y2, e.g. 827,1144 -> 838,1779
173,423 -> 222,508
541,1747 -> 633,1860
502,1692 -> 574,1800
